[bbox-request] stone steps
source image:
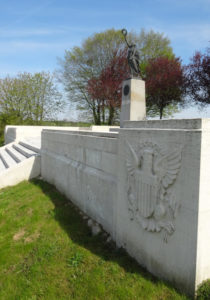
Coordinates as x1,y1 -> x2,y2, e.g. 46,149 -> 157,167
12,143 -> 37,158
0,148 -> 17,168
19,141 -> 40,153
0,156 -> 6,172
5,146 -> 27,163
0,141 -> 41,189
0,142 -> 39,173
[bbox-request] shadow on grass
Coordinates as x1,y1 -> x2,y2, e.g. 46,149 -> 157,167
31,178 -> 190,299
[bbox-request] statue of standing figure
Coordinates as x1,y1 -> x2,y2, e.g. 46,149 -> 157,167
121,29 -> 141,78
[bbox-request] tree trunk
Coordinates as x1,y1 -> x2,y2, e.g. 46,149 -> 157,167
102,100 -> 105,124
108,106 -> 114,125
92,106 -> 97,124
160,106 -> 163,119
96,104 -> 101,125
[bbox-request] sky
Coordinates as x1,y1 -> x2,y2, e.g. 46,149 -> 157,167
0,0 -> 210,119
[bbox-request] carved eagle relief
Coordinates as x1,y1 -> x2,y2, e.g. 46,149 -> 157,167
126,141 -> 182,240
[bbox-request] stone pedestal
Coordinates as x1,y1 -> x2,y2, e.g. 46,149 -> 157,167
120,78 -> 146,128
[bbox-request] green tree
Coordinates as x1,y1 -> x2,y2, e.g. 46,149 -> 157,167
58,28 -> 175,123
58,29 -> 124,124
128,29 -> 174,76
0,72 -> 64,124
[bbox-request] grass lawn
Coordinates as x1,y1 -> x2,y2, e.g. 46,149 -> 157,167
0,180 -> 190,300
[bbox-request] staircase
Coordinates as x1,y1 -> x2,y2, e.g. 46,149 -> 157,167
0,140 -> 41,189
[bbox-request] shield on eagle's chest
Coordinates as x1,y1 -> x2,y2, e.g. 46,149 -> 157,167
136,171 -> 158,218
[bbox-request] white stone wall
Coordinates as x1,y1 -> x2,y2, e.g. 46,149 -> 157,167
196,129 -> 210,287
116,127 -> 201,294
91,125 -> 120,132
4,125 -> 91,144
41,130 -> 118,236
35,119 -> 210,296
123,118 -> 210,129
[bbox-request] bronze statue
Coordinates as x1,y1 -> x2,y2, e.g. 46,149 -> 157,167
122,29 -> 141,78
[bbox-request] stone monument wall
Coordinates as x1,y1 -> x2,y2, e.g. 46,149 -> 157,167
40,119 -> 210,296
41,129 -> 118,236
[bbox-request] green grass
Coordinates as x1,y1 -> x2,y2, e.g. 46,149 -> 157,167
0,180 -> 190,300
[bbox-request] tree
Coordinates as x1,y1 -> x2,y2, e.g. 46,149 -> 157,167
58,28 -> 175,123
127,29 -> 174,77
0,72 -> 64,124
57,29 -> 124,124
87,49 -> 129,124
185,48 -> 210,105
145,56 -> 184,119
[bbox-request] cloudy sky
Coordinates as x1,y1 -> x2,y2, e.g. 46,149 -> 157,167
0,0 -> 209,118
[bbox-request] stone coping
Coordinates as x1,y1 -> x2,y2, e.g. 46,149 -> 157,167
42,129 -> 119,139
123,118 -> 210,129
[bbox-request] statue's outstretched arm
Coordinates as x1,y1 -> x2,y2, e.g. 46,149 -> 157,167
121,29 -> 131,48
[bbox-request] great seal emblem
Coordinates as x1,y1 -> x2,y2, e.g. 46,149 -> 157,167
126,140 -> 182,241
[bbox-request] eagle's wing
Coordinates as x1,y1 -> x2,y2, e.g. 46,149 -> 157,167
154,148 -> 182,189
126,142 -> 140,176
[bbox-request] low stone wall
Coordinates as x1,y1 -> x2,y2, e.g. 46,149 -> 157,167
39,119 -> 210,297
4,125 -> 91,144
90,125 -> 120,132
4,125 -> 119,144
41,130 -> 118,235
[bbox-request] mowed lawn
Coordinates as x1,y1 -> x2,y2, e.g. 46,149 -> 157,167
0,180 -> 189,300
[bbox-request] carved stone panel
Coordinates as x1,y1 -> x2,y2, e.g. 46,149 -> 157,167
126,140 -> 182,241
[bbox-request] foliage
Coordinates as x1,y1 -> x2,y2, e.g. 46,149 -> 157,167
147,103 -> 180,119
0,72 -> 64,145
41,120 -> 91,127
0,179 -> 189,299
0,72 -> 64,124
0,113 -> 21,146
127,29 -> 174,77
58,28 -> 175,123
58,29 -> 124,124
145,56 -> 184,119
87,49 -> 129,124
67,252 -> 84,268
196,279 -> 210,300
184,48 -> 210,105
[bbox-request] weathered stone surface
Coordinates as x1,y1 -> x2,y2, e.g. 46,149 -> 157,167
124,118 -> 210,129
87,219 -> 94,227
106,236 -> 112,243
91,223 -> 101,236
115,121 -> 210,295
41,129 -> 118,236
120,78 -> 146,127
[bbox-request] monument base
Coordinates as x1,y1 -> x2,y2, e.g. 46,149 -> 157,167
120,78 -> 146,128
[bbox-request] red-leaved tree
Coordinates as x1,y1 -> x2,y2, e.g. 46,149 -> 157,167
185,49 -> 210,104
145,56 -> 184,119
87,50 -> 129,124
